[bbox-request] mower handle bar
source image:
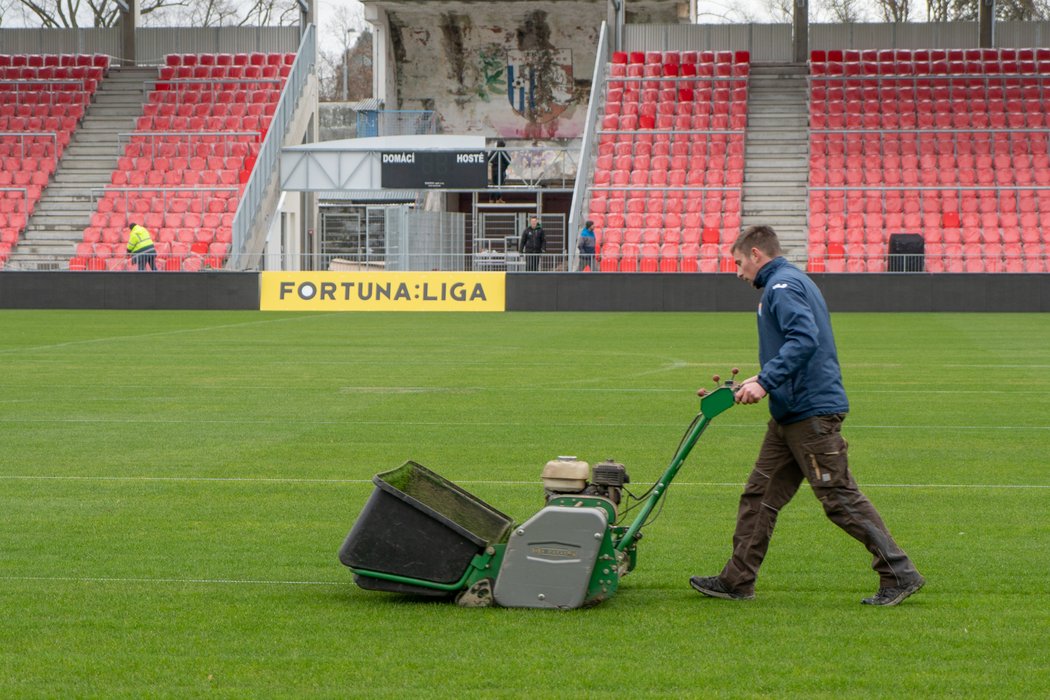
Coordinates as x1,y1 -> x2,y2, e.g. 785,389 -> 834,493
614,383 -> 737,553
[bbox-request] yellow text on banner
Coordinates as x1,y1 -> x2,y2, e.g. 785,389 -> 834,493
260,272 -> 506,312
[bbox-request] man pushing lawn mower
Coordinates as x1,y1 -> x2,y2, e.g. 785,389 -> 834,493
691,225 -> 925,606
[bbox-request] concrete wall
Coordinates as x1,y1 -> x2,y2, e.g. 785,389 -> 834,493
506,274 -> 1050,312
363,1 -> 680,140
0,273 -> 259,310
0,273 -> 1046,311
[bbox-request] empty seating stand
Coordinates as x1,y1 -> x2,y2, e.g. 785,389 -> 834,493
69,52 -> 294,272
0,53 -> 107,268
586,49 -> 750,272
808,48 -> 1050,273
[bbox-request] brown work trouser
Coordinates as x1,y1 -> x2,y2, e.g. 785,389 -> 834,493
719,414 -> 919,594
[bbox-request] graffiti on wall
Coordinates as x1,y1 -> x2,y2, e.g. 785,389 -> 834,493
472,46 -> 580,136
506,49 -> 573,124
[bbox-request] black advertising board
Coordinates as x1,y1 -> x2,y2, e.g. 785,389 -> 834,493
380,151 -> 488,189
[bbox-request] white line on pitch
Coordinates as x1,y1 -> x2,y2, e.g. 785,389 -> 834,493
1,475 -> 1046,490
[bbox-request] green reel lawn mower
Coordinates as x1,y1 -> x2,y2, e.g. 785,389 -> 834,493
338,371 -> 740,609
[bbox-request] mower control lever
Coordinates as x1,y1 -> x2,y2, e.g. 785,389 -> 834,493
696,367 -> 740,397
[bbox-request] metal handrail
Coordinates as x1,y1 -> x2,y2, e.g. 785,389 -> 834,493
567,21 -> 610,271
229,24 -> 316,270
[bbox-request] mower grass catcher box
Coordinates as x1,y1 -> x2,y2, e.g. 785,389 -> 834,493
338,461 -> 513,596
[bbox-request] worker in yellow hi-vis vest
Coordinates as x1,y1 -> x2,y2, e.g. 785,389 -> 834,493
127,222 -> 157,271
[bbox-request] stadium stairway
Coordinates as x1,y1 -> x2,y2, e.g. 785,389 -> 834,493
7,66 -> 155,270
740,63 -> 810,260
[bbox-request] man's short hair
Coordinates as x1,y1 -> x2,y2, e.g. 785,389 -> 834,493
585,220 -> 594,228
731,225 -> 783,258
128,222 -> 137,230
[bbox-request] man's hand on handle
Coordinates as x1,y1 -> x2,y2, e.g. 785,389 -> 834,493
734,375 -> 767,404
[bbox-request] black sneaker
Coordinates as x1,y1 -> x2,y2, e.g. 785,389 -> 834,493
689,575 -> 755,600
861,575 -> 926,606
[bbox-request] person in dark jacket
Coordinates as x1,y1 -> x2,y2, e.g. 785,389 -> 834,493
518,216 -> 545,272
576,220 -> 596,271
690,225 -> 925,606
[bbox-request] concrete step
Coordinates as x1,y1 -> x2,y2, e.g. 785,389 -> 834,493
744,155 -> 809,164
53,172 -> 114,183
745,142 -> 808,155
27,201 -> 93,213
742,208 -> 808,217
22,228 -> 86,239
10,241 -> 77,256
745,131 -> 809,142
744,170 -> 807,183
744,185 -> 807,198
33,190 -> 96,201
748,116 -> 808,128
742,199 -> 809,209
55,159 -> 118,169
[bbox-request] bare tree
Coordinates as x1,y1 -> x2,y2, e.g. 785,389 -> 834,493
696,0 -> 752,22
874,0 -> 911,22
239,0 -> 299,27
747,0 -> 793,21
186,0 -> 242,27
10,0 -> 177,27
942,0 -> 1050,20
822,0 -> 869,22
926,0 -> 952,20
318,2 -> 371,102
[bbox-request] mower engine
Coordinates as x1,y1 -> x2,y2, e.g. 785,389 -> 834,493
541,456 -> 630,515
483,457 -> 633,609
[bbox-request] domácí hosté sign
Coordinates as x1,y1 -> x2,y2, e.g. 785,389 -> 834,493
380,151 -> 487,189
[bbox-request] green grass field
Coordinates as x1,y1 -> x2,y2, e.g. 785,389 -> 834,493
1,310 -> 1048,698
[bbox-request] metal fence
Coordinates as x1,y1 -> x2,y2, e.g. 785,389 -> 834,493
623,22 -> 1050,61
0,26 -> 299,64
34,250 -> 1040,273
356,110 -> 438,138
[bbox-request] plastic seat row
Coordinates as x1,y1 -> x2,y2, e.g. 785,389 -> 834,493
158,64 -> 289,82
589,209 -> 743,232
69,241 -> 231,272
811,83 -> 1050,102
587,47 -> 749,270
808,240 -> 1047,273
597,242 -> 738,273
810,111 -> 1048,130
117,154 -> 245,172
612,50 -> 750,65
606,86 -> 748,107
70,52 -> 290,271
0,53 -> 108,68
164,52 -> 294,67
811,131 -> 1048,155
811,48 -> 1050,75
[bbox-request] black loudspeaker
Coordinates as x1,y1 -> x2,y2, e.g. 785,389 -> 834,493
888,233 -> 925,272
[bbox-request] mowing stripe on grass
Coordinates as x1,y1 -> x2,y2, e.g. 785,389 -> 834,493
2,475 -> 1047,489
1,417 -> 1047,432
0,575 -> 343,587
0,313 -> 329,357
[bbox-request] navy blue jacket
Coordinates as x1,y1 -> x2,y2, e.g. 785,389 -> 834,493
753,257 -> 849,424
